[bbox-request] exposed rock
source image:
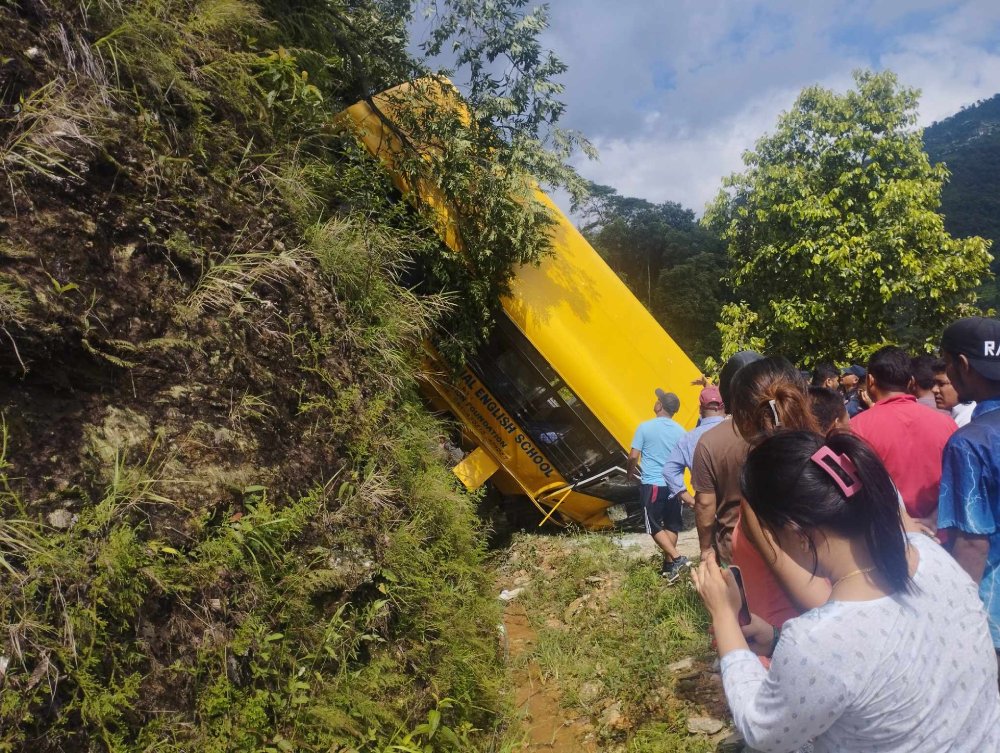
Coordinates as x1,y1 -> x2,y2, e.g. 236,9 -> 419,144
687,715 -> 725,735
667,657 -> 695,673
578,680 -> 604,704
599,701 -> 628,730
717,730 -> 746,752
46,509 -> 76,529
563,594 -> 590,621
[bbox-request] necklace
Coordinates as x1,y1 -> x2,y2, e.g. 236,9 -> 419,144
832,566 -> 876,590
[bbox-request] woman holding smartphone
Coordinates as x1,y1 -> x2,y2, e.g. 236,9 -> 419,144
726,358 -> 832,629
693,430 -> 1000,752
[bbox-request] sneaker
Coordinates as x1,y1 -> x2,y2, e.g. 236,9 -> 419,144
661,556 -> 691,584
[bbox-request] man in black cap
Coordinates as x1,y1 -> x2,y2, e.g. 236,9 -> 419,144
937,316 -> 1000,677
840,364 -> 869,417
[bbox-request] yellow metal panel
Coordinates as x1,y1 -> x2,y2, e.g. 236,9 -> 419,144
453,447 -> 499,490
341,85 -> 704,441
504,191 -> 704,440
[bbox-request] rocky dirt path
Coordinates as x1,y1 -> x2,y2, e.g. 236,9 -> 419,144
505,600 -> 598,751
498,530 -> 742,752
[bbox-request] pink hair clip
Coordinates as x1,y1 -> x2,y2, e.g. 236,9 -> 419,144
810,446 -> 863,498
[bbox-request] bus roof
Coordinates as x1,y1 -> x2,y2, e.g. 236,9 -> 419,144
506,191 -> 703,444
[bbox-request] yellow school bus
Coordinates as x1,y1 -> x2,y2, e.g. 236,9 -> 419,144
342,82 -> 703,529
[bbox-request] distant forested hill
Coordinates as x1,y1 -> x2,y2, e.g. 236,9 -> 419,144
924,94 -> 1000,304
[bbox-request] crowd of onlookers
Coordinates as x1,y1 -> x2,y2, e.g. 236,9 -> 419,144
807,352 -> 977,426
628,316 -> 1000,751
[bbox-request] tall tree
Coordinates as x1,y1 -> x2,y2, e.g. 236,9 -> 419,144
704,70 -> 993,365
579,184 -> 729,365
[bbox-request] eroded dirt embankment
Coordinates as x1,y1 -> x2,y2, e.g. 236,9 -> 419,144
0,5 -> 510,749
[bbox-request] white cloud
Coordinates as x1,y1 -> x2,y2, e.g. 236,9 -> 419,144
543,0 -> 1000,215
572,87 -> 798,213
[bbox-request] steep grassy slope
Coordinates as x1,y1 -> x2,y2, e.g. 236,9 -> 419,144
0,1 -> 512,750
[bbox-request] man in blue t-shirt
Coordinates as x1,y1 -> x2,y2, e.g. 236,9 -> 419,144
937,316 -> 1000,681
841,364 -> 869,417
627,389 -> 687,582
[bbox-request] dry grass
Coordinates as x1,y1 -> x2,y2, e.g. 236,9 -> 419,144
0,79 -> 102,204
178,233 -> 304,320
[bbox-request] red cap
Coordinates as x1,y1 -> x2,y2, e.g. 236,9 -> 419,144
699,386 -> 723,408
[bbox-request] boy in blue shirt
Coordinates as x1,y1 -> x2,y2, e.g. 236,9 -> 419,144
627,389 -> 687,581
937,316 -> 1000,682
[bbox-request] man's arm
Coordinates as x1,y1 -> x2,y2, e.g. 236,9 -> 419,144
695,490 -> 717,557
626,447 -> 641,482
938,436 -> 995,584
691,439 -> 717,556
951,532 -> 990,584
662,441 -> 688,498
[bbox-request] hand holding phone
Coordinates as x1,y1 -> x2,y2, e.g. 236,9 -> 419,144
727,565 -> 752,627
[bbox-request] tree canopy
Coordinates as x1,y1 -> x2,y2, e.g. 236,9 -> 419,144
704,70 -> 994,365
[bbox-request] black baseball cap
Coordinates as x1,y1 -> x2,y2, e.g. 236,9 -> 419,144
718,350 -> 763,407
841,365 -> 867,379
941,316 -> 1000,380
654,389 -> 680,414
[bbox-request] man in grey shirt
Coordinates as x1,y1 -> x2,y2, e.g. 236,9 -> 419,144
662,385 -> 726,508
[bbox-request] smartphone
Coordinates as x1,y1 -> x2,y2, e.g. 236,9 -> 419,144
728,565 -> 752,627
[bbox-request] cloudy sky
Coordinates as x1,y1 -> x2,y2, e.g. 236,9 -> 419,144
435,0 -> 1000,214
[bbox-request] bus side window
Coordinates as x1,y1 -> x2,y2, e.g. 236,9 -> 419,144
470,319 -> 622,483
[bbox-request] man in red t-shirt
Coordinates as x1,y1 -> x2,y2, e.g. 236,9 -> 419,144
851,346 -> 957,528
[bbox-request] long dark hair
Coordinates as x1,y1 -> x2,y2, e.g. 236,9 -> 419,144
740,430 -> 911,593
729,357 -> 820,443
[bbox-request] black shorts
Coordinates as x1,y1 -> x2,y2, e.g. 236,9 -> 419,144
640,484 -> 682,535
